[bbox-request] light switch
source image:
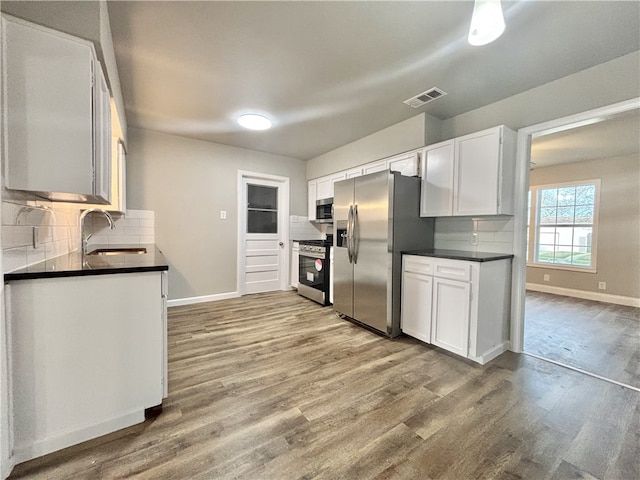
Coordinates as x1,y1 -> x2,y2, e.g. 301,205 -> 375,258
220,210 -> 227,220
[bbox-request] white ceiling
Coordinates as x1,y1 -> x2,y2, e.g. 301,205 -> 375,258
531,109 -> 640,169
107,1 -> 640,160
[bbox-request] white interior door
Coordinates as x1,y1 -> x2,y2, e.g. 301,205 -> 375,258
239,173 -> 289,295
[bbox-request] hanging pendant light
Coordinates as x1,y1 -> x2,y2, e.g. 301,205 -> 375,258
468,0 -> 506,46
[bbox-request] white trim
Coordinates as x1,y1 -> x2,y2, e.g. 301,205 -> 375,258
237,171 -> 290,296
526,263 -> 597,274
167,291 -> 241,307
511,97 -> 640,353
468,341 -> 510,365
0,16 -> 14,479
526,283 -> 640,308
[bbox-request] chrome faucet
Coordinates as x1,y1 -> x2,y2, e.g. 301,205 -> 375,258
80,209 -> 116,255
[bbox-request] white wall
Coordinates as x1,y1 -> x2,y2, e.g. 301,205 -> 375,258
126,127 -> 308,301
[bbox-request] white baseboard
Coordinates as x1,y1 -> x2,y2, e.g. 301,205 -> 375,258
13,409 -> 144,465
471,341 -> 510,365
526,283 -> 640,308
167,291 -> 240,307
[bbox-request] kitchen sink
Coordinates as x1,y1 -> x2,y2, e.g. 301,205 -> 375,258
88,247 -> 148,256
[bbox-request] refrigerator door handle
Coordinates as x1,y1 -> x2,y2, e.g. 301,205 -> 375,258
347,205 -> 354,263
352,204 -> 358,264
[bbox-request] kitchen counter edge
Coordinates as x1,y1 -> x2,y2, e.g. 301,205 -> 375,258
403,249 -> 514,262
4,244 -> 169,282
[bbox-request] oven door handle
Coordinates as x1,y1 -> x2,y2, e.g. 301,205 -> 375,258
299,251 -> 325,260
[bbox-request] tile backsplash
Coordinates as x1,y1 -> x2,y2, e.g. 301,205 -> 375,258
2,190 -> 155,273
434,216 -> 514,254
84,210 -> 155,246
290,215 -> 324,241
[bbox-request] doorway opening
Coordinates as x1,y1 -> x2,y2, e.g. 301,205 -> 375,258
511,99 -> 639,390
237,171 -> 290,295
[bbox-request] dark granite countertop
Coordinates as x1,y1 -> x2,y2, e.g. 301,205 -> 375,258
4,244 -> 169,281
403,249 -> 514,262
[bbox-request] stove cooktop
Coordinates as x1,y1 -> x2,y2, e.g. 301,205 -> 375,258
298,235 -> 333,247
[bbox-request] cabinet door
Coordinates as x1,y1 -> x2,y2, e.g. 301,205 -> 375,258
308,181 -> 317,220
363,159 -> 387,175
9,273 -> 163,461
401,271 -> 433,344
316,176 -> 333,200
93,61 -> 111,203
4,16 -> 94,195
387,152 -> 419,177
454,127 -> 501,216
431,277 -> 470,357
331,172 -> 347,195
420,140 -> 454,217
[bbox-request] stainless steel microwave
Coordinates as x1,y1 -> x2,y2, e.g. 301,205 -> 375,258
314,198 -> 333,223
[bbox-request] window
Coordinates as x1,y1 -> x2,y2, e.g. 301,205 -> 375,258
247,184 -> 278,234
527,180 -> 600,271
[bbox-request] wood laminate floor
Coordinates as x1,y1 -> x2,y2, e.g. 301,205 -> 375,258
10,291 -> 640,480
524,291 -> 640,389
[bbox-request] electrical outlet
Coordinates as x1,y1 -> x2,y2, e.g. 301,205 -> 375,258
598,282 -> 606,290
220,210 -> 227,220
471,232 -> 478,246
543,274 -> 550,282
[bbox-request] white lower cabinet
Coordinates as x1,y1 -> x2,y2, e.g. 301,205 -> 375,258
401,271 -> 432,343
431,277 -> 470,357
7,271 -> 167,463
401,255 -> 511,365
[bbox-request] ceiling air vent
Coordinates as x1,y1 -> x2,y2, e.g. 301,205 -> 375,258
403,87 -> 447,108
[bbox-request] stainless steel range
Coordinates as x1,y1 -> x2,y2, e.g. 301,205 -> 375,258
297,237 -> 332,306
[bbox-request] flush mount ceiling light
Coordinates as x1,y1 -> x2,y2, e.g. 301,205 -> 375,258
237,113 -> 272,131
468,0 -> 506,46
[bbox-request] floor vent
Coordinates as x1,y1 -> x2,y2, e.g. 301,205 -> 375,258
404,87 -> 447,108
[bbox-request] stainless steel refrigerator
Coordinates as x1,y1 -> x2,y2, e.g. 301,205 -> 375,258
333,170 -> 434,337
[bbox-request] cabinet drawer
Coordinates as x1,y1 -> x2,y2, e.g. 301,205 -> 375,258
433,259 -> 471,282
403,255 -> 434,275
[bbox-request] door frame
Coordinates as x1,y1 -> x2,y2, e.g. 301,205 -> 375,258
510,97 -> 639,352
236,171 -> 290,295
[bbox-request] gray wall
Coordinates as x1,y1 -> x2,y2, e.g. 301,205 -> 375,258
305,51 -> 639,181
126,128 -> 307,301
306,114 -> 431,179
441,51 -> 640,138
527,154 -> 639,298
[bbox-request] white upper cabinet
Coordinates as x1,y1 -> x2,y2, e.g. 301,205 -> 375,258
454,126 -> 514,216
420,140 -> 455,216
2,15 -> 111,204
386,151 -> 419,177
345,166 -> 364,179
420,125 -> 516,217
316,172 -> 346,201
362,159 -> 387,175
308,180 -> 317,220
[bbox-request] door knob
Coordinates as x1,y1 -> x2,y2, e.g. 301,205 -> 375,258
279,242 -> 284,247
